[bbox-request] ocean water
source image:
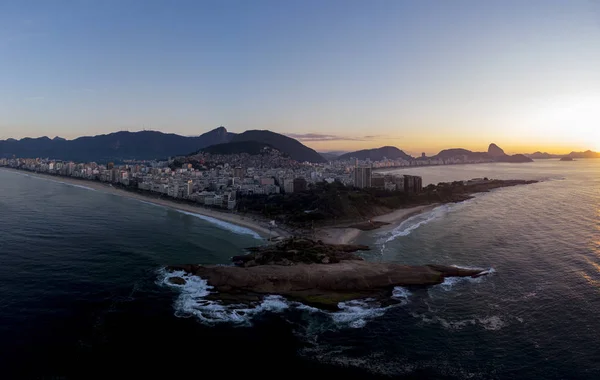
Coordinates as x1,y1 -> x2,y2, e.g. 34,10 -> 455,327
1,161 -> 599,379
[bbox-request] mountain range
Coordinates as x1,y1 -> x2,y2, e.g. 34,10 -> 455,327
0,127 -> 326,163
337,144 -> 533,163
2,127 -> 596,164
527,150 -> 600,159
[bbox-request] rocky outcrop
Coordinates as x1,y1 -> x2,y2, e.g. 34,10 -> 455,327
168,276 -> 187,285
166,239 -> 489,308
232,238 -> 368,267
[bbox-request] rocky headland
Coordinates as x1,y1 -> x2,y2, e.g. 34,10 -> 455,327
166,238 -> 489,309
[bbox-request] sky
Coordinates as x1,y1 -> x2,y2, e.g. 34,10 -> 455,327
1,0 -> 599,155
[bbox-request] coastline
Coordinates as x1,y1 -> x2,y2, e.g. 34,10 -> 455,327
0,168 -> 281,239
316,204 -> 439,245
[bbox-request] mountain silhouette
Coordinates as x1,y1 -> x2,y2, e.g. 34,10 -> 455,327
336,146 -> 413,161
0,127 -> 326,163
488,143 -> 506,157
228,130 -> 326,163
0,128 -> 232,162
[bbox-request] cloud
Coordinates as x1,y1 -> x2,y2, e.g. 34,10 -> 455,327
286,133 -> 403,142
286,133 -> 371,142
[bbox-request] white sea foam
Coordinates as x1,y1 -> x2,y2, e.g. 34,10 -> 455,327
159,269 -> 287,325
477,315 -> 506,331
12,171 -> 97,191
332,299 -> 389,329
175,210 -> 262,239
391,286 -> 412,305
411,312 -> 507,331
377,202 -> 475,247
435,266 -> 495,291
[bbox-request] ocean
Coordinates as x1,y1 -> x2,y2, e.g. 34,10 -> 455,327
1,160 -> 599,379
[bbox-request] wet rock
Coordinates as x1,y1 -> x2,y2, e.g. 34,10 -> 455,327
168,277 -> 186,285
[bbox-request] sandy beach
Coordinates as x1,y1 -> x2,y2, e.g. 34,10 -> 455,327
2,168 -> 440,245
1,168 -> 282,239
316,204 -> 439,245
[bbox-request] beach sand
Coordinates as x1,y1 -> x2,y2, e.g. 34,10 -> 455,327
1,168 -> 280,239
316,204 -> 439,245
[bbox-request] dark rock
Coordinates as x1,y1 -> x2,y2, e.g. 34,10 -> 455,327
168,277 -> 186,285
176,260 -> 489,307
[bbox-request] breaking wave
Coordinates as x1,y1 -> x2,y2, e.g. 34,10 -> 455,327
9,171 -> 97,191
175,210 -> 262,239
435,267 -> 496,291
377,201 -> 474,248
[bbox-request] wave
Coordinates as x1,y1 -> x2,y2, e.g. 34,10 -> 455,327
18,172 -> 97,191
377,202 -> 474,247
410,312 -> 506,331
175,210 -> 262,239
158,269 -> 287,325
158,269 -> 412,329
434,267 -> 495,291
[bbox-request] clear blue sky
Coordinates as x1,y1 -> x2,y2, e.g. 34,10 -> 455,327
1,0 -> 599,154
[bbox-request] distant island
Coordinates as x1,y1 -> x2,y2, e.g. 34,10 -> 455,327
527,150 -> 600,159
560,156 -> 575,162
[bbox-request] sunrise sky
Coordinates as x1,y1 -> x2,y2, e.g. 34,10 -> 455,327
1,0 -> 599,155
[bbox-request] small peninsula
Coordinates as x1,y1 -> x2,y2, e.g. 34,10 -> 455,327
166,238 -> 490,309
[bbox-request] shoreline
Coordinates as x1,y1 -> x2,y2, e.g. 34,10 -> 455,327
316,203 -> 439,245
0,168 -> 281,239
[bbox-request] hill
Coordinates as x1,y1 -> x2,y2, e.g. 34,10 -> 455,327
495,154 -> 533,163
526,152 -> 560,159
229,130 -> 326,163
568,150 -> 600,159
201,141 -> 277,156
336,146 -> 413,161
429,145 -> 532,163
0,127 -> 233,162
430,148 -> 490,161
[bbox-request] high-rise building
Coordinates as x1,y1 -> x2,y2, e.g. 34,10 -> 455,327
403,175 -> 423,193
354,166 -> 372,188
186,181 -> 193,197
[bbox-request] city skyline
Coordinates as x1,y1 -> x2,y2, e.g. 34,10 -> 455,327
2,0 -> 600,154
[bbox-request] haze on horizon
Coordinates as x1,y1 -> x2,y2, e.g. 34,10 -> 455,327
1,0 -> 599,155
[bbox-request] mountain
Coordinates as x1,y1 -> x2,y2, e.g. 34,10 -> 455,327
526,150 -> 600,159
496,154 -> 533,163
526,152 -> 561,159
430,145 -> 533,163
0,127 -> 233,162
488,143 -> 506,157
229,130 -> 326,163
568,150 -> 600,159
195,126 -> 233,147
336,146 -> 413,161
431,148 -> 490,161
201,141 -> 277,156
